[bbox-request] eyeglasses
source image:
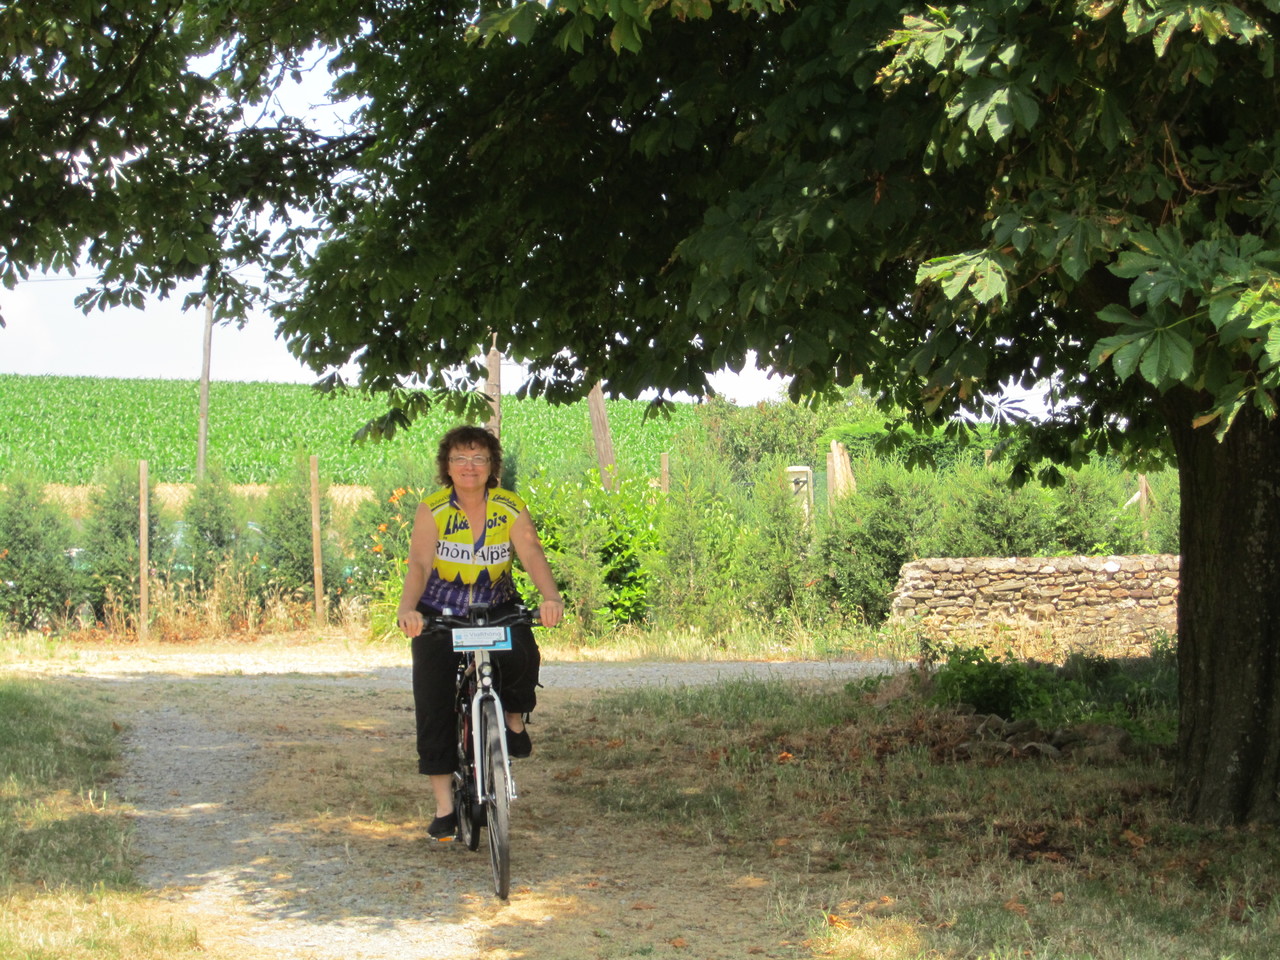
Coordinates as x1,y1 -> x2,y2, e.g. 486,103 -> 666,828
449,455 -> 492,467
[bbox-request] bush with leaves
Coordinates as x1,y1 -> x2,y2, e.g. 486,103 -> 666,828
258,454 -> 341,603
643,447 -> 760,633
523,471 -> 658,632
1051,463 -> 1155,555
928,464 -> 1058,558
351,484 -> 425,639
696,388 -> 879,483
721,458 -> 812,619
0,473 -> 80,629
928,643 -> 1178,742
80,459 -> 162,621
812,459 -> 942,622
175,467 -> 241,589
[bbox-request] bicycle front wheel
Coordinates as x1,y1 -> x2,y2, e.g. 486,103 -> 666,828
481,698 -> 511,899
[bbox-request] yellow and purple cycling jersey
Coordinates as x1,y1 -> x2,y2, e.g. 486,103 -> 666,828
417,486 -> 524,613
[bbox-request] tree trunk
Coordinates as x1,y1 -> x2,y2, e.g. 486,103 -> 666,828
1165,392 -> 1280,824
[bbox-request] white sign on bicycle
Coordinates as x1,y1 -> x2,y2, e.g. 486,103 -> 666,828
452,627 -> 513,651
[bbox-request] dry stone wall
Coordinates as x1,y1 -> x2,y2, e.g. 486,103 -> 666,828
891,555 -> 1179,641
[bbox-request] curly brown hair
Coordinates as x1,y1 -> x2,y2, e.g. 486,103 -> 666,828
435,425 -> 502,489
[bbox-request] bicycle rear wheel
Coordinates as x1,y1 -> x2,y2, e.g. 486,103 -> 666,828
481,698 -> 511,899
455,686 -> 482,851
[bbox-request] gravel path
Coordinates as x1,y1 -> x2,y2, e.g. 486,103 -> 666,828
11,644 -> 898,959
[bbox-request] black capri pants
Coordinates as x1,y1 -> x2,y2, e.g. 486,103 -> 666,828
410,602 -> 541,776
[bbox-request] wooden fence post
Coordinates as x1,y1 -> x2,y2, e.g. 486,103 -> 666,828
660,452 -> 670,493
785,465 -> 814,522
485,333 -> 502,438
310,455 -> 325,626
138,459 -> 149,641
587,382 -> 617,491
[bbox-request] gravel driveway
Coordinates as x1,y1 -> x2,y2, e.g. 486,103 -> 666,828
11,643 -> 899,959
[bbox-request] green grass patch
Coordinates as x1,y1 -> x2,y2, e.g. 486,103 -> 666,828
0,677 -> 205,959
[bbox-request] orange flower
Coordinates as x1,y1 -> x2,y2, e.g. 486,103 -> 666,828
378,523 -> 388,532
372,544 -> 384,553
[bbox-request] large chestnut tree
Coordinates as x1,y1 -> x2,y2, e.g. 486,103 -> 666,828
5,0 -> 1280,823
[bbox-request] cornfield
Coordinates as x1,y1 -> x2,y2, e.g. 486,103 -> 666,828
0,374 -> 698,485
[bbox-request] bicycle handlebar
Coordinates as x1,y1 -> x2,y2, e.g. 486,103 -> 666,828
425,603 -> 540,630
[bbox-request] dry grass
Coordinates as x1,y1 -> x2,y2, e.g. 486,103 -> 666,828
3,639 -> 1275,960
544,676 -> 1278,960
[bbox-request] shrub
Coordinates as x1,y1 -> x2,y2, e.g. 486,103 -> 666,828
724,458 -> 812,619
80,459 -> 162,621
1051,464 -> 1147,555
524,471 -> 659,632
929,646 -> 1067,721
929,644 -> 1178,741
812,459 -> 942,623
176,467 -> 241,589
928,464 -> 1057,558
258,454 -> 342,603
696,389 -> 876,482
644,446 -> 756,633
0,474 -> 79,629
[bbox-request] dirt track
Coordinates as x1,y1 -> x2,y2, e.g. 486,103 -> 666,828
11,643 -> 888,960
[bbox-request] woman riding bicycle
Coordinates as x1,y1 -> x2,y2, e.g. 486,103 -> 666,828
396,425 -> 565,841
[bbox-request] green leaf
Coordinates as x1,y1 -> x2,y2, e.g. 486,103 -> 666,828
1097,303 -> 1138,328
508,2 -> 543,44
1267,325 -> 1280,367
1111,337 -> 1148,382
1138,327 -> 1194,385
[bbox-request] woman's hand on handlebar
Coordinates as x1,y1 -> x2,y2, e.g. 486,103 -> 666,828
537,597 -> 565,628
398,607 -> 424,639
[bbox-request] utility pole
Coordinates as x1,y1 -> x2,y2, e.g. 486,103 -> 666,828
196,295 -> 214,481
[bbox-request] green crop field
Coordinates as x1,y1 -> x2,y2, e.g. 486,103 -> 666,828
0,375 -> 698,485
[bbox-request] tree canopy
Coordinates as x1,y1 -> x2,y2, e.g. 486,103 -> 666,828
6,0 -> 1280,823
0,0 -> 359,323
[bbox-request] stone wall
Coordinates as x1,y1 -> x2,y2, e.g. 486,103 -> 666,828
890,555 -> 1179,641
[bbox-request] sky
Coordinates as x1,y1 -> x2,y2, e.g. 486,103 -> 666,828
0,270 -> 790,404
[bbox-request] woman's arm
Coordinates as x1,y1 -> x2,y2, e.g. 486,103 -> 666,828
510,508 -> 565,627
396,502 -> 438,638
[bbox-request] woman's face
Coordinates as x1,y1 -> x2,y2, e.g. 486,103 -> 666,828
447,443 -> 493,490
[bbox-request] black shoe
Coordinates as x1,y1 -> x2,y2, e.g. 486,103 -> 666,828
506,727 -> 532,759
428,812 -> 457,841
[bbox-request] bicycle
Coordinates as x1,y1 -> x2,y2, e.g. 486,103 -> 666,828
426,602 -> 538,899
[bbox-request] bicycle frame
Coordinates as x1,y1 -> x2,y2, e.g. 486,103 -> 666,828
466,649 -> 517,805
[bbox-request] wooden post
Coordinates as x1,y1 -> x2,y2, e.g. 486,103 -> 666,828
587,382 -> 617,491
310,455 -> 325,626
785,465 -> 814,522
660,452 -> 670,493
197,295 -> 214,482
138,460 -> 149,641
826,448 -> 835,510
828,440 -> 856,506
1138,474 -> 1152,542
485,333 -> 502,438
